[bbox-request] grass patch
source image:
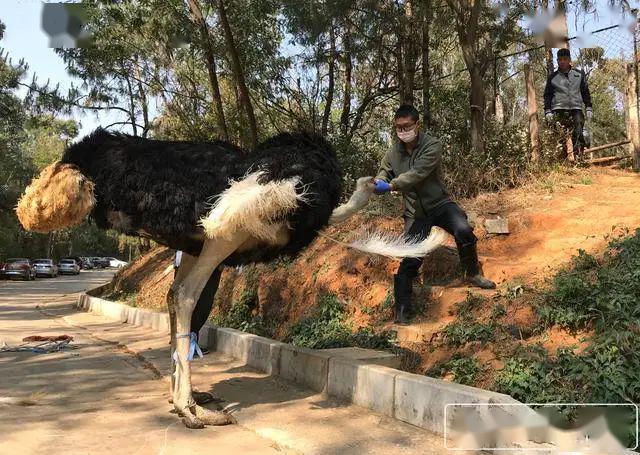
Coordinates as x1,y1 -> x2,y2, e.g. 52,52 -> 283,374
427,354 -> 483,386
104,289 -> 138,307
443,293 -> 501,346
492,229 -> 640,448
286,292 -> 395,350
578,175 -> 593,185
210,287 -> 272,337
452,292 -> 486,315
443,320 -> 495,345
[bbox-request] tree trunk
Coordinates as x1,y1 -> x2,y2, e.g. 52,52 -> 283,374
421,0 -> 432,127
449,0 -> 485,154
524,64 -> 541,161
47,232 -> 55,259
626,63 -> 640,169
186,0 -> 229,141
556,0 -> 569,51
123,69 -> 138,136
541,0 -> 554,75
133,59 -> 150,137
235,81 -> 243,146
403,0 -> 417,104
469,65 -> 486,155
321,25 -> 336,136
396,40 -> 406,104
216,0 -> 258,148
340,23 -> 352,136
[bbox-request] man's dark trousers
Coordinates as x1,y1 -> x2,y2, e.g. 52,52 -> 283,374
397,201 -> 479,279
554,109 -> 585,156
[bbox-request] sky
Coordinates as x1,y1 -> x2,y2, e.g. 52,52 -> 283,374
1,0 -> 127,137
1,0 -> 639,140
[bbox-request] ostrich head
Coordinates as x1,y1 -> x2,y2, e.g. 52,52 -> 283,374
16,161 -> 96,233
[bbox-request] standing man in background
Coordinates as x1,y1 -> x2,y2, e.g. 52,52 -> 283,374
374,105 -> 496,325
544,48 -> 593,159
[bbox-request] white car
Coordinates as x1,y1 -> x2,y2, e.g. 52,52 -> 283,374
33,259 -> 58,278
105,257 -> 128,268
58,259 -> 80,275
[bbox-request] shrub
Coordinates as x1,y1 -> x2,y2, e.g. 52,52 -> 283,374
427,353 -> 483,386
287,292 -> 394,350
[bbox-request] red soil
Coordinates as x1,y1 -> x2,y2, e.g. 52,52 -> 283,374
104,167 -> 640,387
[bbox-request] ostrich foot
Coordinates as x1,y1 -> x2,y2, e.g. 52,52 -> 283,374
179,407 -> 205,429
194,405 -> 237,425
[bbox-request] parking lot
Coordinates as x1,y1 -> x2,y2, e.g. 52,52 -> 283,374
0,269 -> 116,300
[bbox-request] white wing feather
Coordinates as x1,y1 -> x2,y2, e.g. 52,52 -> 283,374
347,227 -> 447,258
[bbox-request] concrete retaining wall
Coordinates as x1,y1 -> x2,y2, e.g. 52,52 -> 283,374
75,293 -> 519,438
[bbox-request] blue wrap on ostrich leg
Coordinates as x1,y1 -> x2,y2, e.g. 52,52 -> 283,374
176,332 -> 203,361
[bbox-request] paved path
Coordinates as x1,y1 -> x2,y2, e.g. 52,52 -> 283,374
0,272 -> 449,454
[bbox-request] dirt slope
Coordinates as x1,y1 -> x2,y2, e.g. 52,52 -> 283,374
104,166 -> 640,384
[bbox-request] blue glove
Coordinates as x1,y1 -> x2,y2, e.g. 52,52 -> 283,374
374,179 -> 392,194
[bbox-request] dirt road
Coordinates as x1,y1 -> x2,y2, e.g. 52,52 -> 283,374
0,271 -> 448,454
0,271 -> 284,454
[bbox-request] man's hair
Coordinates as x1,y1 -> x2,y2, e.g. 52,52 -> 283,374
395,104 -> 419,121
557,48 -> 571,59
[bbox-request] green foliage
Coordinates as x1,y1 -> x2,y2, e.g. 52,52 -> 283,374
0,22 -> 138,261
104,289 -> 138,307
427,354 -> 483,386
287,292 -> 394,350
211,287 -> 271,337
443,294 -> 510,346
441,120 -> 532,199
24,115 -> 78,170
538,235 -> 640,340
494,346 -> 562,403
453,292 -> 486,315
443,320 -> 495,345
493,232 -> 640,448
333,135 -> 381,190
494,344 -> 639,447
578,175 -> 593,185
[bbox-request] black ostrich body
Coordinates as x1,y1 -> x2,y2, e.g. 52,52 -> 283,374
60,129 -> 343,264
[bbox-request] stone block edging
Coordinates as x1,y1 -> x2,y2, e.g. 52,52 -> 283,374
76,292 -> 520,438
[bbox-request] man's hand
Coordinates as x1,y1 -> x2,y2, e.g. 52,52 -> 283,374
545,111 -> 554,122
373,179 -> 392,194
586,108 -> 593,120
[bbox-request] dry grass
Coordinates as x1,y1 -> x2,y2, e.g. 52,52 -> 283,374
16,161 -> 95,233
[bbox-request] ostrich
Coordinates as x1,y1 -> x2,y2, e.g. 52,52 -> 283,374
16,129 -> 443,428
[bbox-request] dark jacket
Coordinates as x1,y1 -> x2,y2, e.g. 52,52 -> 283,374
376,131 -> 450,219
543,67 -> 592,114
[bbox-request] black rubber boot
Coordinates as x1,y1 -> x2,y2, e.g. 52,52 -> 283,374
467,274 -> 497,289
393,273 -> 413,324
459,244 -> 496,290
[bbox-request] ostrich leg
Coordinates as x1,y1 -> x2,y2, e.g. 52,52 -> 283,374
168,264 -> 223,406
172,233 -> 248,428
167,253 -> 196,402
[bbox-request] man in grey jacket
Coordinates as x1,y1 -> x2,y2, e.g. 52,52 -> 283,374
374,104 -> 495,324
544,48 -> 593,157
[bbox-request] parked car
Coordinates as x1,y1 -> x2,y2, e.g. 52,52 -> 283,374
33,259 -> 58,278
0,262 -> 8,280
104,257 -> 128,268
90,257 -> 109,269
58,259 -> 80,275
4,258 -> 36,280
78,257 -> 94,270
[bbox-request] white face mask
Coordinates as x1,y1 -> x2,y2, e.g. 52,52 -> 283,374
397,127 -> 417,143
